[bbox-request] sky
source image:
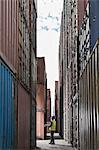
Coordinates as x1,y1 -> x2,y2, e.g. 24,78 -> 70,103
37,0 -> 63,115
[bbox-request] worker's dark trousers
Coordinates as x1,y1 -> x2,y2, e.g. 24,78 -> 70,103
50,131 -> 55,143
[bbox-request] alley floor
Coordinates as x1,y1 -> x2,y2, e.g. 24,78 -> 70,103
35,139 -> 74,150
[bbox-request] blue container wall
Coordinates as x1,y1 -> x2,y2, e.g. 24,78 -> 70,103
0,59 -> 15,149
90,0 -> 99,49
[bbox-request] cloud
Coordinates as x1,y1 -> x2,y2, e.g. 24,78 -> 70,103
41,26 -> 49,31
52,27 -> 60,32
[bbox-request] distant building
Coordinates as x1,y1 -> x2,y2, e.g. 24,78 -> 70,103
36,57 -> 47,139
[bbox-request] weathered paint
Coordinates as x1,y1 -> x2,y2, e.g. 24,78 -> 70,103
79,2 -> 90,74
0,0 -> 18,71
78,0 -> 88,30
36,57 -> 47,139
79,39 -> 99,150
36,84 -> 46,140
55,81 -> 59,133
90,0 -> 99,49
18,0 -> 30,88
17,82 -> 30,149
0,59 -> 16,149
31,99 -> 36,148
47,89 -> 51,123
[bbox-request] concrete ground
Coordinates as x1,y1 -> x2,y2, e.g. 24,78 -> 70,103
34,139 -> 74,150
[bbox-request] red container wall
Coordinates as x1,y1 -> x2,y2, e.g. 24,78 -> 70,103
37,57 -> 46,83
36,111 -> 44,139
78,0 -> 88,30
0,0 -> 18,71
36,57 -> 47,139
18,0 -> 30,88
36,84 -> 45,139
17,83 -> 30,149
47,89 -> 51,122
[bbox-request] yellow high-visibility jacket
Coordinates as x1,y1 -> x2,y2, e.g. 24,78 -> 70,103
49,119 -> 56,132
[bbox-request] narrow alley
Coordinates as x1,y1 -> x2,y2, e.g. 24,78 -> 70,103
36,140 -> 74,150
0,0 -> 99,150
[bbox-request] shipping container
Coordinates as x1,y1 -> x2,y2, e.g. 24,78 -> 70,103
79,39 -> 99,150
31,49 -> 36,98
90,0 -> 99,50
47,89 -> 51,124
17,82 -> 30,149
18,0 -> 30,88
0,58 -> 16,149
36,57 -> 47,140
30,99 -> 36,148
79,2 -> 90,75
0,0 -> 18,71
55,81 -> 59,133
78,0 -> 88,30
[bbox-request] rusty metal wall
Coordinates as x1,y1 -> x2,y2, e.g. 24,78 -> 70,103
36,84 -> 46,140
0,0 -> 18,71
18,0 -> 30,88
36,57 -> 47,140
55,81 -> 59,133
79,39 -> 99,150
17,82 -> 30,149
37,57 -> 46,84
30,99 -> 36,148
0,0 -> 37,149
78,0 -> 88,30
47,89 -> 51,122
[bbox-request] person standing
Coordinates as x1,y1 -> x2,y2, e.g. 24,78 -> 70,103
49,116 -> 56,144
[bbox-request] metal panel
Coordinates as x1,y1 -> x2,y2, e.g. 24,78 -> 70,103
78,0 -> 88,30
0,59 -> 16,149
90,0 -> 99,49
31,100 -> 36,148
79,39 -> 99,150
79,2 -> 90,75
31,49 -> 36,98
0,0 -> 17,71
37,57 -> 46,84
18,0 -> 30,88
17,82 -> 30,149
97,44 -> 99,150
36,84 -> 46,139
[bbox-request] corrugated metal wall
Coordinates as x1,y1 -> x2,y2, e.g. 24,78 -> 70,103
79,39 -> 99,150
78,0 -> 88,30
17,82 -> 30,149
18,0 -> 30,88
0,0 -> 37,149
0,0 -> 17,71
36,57 -> 47,140
0,59 -> 16,149
31,99 -> 36,148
